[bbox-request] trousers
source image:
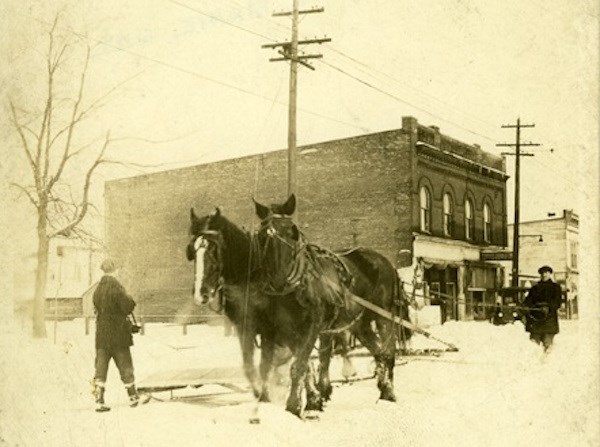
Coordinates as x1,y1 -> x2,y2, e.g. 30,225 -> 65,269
94,347 -> 135,385
529,333 -> 555,352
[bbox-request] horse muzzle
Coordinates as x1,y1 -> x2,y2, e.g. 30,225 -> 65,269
200,286 -> 219,304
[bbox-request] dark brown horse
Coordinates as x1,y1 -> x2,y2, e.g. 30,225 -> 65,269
253,194 -> 412,415
186,208 -> 324,411
187,208 -> 269,401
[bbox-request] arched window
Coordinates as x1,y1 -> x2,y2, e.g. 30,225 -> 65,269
419,186 -> 431,232
443,193 -> 453,237
483,202 -> 492,242
465,199 -> 474,240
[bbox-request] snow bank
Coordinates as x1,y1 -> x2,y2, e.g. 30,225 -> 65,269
1,316 -> 598,446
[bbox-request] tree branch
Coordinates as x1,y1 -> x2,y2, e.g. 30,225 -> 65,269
46,44 -> 91,193
48,132 -> 110,239
36,17 -> 60,187
9,101 -> 40,190
75,68 -> 146,123
10,182 -> 39,209
68,226 -> 106,249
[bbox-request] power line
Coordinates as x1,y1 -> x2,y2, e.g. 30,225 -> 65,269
325,46 -> 500,132
168,1 -> 500,143
24,13 -> 368,133
169,0 -> 273,41
319,59 -> 498,143
208,0 -> 500,132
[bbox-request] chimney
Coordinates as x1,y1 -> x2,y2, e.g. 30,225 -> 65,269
402,116 -> 418,133
429,125 -> 441,147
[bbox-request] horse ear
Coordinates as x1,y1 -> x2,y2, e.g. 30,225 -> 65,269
190,208 -> 198,221
211,207 -> 222,217
281,193 -> 296,216
253,198 -> 270,220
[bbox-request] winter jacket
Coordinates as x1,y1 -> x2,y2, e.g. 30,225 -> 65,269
523,279 -> 562,335
93,275 -> 136,349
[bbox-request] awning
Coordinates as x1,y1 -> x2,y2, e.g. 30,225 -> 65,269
418,257 -> 463,270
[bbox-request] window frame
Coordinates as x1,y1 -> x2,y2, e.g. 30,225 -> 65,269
483,202 -> 492,242
443,192 -> 454,237
419,186 -> 431,233
465,198 -> 474,240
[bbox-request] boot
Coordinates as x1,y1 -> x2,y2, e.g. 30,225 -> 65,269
92,380 -> 110,412
126,384 -> 150,407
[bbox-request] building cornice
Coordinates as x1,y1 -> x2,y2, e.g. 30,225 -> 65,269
416,141 -> 508,182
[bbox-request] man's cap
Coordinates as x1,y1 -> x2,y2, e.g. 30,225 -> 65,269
538,265 -> 553,274
100,258 -> 118,273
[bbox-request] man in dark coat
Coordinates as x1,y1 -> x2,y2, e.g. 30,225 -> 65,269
522,265 -> 562,352
92,258 -> 145,411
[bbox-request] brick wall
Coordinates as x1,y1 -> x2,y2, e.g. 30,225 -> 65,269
414,159 -> 507,246
406,117 -> 507,247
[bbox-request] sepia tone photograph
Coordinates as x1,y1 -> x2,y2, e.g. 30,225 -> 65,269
0,1 -> 598,445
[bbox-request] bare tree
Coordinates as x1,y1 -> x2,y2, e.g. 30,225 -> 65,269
9,16 -> 116,337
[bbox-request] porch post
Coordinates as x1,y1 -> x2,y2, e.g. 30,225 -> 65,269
457,265 -> 466,320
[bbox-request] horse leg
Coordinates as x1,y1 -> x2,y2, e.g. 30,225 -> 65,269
317,334 -> 333,402
237,325 -> 260,398
286,324 -> 322,417
258,335 -> 275,402
376,317 -> 397,400
304,360 -> 324,412
339,332 -> 357,380
354,320 -> 396,402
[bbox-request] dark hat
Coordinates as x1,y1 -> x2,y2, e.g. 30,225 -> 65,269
538,265 -> 553,274
100,258 -> 118,273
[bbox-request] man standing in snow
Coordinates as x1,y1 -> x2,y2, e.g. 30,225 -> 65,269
92,258 -> 146,412
522,265 -> 562,353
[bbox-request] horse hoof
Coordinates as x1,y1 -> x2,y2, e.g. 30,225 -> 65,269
286,406 -> 303,418
249,417 -> 261,424
259,393 -> 271,403
379,393 -> 396,402
304,400 -> 324,412
304,410 -> 321,421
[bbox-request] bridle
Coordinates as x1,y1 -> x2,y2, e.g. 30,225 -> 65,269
193,230 -> 225,313
256,214 -> 309,295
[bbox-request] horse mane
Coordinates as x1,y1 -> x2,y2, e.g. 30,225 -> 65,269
213,214 -> 253,284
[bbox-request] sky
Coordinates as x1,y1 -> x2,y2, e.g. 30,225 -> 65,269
0,0 -> 598,261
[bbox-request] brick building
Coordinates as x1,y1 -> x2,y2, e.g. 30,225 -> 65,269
105,116 -> 508,321
506,210 -> 579,318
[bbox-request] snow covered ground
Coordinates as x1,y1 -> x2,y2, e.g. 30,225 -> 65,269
1,315 -> 598,447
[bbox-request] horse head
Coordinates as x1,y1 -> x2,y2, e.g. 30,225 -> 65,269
187,207 -> 225,307
253,194 -> 305,293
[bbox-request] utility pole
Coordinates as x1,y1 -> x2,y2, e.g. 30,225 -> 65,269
262,1 -> 330,199
497,118 -> 540,288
